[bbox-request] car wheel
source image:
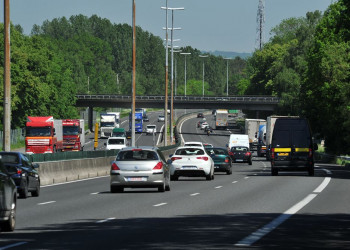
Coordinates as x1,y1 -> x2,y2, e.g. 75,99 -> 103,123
227,167 -> 232,175
31,182 -> 40,197
19,180 -> 28,199
249,159 -> 252,165
170,175 -> 178,181
206,174 -> 212,181
271,167 -> 278,176
308,165 -> 315,176
0,196 -> 16,232
111,186 -> 123,193
158,183 -> 165,192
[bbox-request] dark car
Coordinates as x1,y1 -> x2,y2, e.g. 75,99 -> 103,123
270,118 -> 317,176
0,152 -> 40,198
204,126 -> 213,133
197,113 -> 204,118
142,115 -> 149,122
206,147 -> 232,175
0,158 -> 17,231
229,146 -> 252,165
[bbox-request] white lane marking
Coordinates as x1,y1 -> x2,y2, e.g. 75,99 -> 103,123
0,242 -> 28,250
321,168 -> 332,175
42,176 -> 109,188
235,177 -> 331,247
38,201 -> 56,205
179,115 -> 197,144
96,217 -> 116,224
313,177 -> 331,193
90,192 -> 100,195
157,124 -> 164,145
215,186 -> 223,189
154,203 -> 167,207
244,177 -> 250,179
190,193 -> 200,196
232,181 -> 238,184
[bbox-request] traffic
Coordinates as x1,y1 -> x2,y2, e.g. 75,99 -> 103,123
0,109 -> 349,249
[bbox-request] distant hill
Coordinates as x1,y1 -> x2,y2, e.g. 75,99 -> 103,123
203,50 -> 251,59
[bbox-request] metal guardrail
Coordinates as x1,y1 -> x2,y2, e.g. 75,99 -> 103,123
76,94 -> 280,103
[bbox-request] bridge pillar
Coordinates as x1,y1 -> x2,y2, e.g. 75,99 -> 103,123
88,106 -> 94,132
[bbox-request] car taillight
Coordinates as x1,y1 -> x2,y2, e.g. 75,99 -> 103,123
111,162 -> 120,170
197,156 -> 208,161
225,157 -> 230,163
153,162 -> 163,170
171,157 -> 182,161
132,148 -> 142,151
17,169 -> 22,174
271,148 -> 275,159
245,152 -> 251,156
228,151 -> 234,156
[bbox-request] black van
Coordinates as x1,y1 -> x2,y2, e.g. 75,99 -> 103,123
270,118 -> 317,176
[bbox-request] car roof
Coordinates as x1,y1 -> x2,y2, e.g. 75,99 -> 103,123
108,137 -> 126,140
184,141 -> 203,144
120,146 -> 159,151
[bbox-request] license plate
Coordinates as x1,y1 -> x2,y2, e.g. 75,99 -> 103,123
278,153 -> 289,156
236,159 -> 243,162
127,177 -> 147,182
182,166 -> 197,169
214,165 -> 220,168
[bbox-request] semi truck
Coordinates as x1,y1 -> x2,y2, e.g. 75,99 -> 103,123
25,116 -> 63,154
107,112 -> 120,128
257,124 -> 267,157
129,112 -> 143,133
215,109 -> 228,130
62,119 -> 85,151
100,113 -> 118,138
245,119 -> 266,151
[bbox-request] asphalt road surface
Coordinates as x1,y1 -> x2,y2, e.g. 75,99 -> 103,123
2,112 -> 349,249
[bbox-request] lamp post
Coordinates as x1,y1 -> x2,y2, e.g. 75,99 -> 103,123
131,0 -> 136,147
180,52 -> 191,96
224,58 -> 231,96
199,55 -> 208,96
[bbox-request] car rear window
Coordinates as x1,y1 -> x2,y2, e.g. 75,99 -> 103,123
108,139 -> 125,145
231,147 -> 248,152
147,125 -> 156,129
175,148 -> 205,155
117,150 -> 159,161
272,130 -> 290,147
0,154 -> 19,164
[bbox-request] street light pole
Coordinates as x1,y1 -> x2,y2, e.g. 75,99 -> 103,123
224,58 -> 231,96
199,55 -> 208,96
131,0 -> 136,147
162,0 -> 169,146
180,52 -> 191,96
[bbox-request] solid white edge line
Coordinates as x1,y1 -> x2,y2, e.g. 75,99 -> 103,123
153,203 -> 167,207
42,175 -> 109,188
38,201 -> 56,205
0,242 -> 28,250
235,194 -> 318,247
313,177 -> 331,193
235,176 -> 332,247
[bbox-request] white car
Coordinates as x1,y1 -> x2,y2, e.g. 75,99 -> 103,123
201,122 -> 209,130
145,125 -> 157,135
184,141 -> 204,148
158,115 -> 165,122
169,146 -> 214,181
105,137 -> 127,150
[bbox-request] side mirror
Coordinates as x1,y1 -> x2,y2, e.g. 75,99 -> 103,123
32,163 -> 40,168
6,166 -> 17,176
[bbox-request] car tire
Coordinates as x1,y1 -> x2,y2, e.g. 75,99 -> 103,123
249,159 -> 252,165
271,167 -> 278,176
170,175 -> 178,181
19,180 -> 28,199
308,166 -> 315,176
206,174 -> 212,181
158,183 -> 165,192
31,182 -> 40,197
0,196 -> 16,232
111,186 -> 123,193
227,168 -> 232,175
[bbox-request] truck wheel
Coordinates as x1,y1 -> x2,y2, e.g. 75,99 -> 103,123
308,166 -> 314,176
271,167 -> 278,176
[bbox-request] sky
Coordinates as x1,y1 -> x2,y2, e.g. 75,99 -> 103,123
0,0 -> 335,53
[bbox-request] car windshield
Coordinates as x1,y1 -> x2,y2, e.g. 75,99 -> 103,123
26,127 -> 51,136
175,148 -> 205,156
0,153 -> 19,164
108,139 -> 125,145
231,147 -> 248,152
147,125 -> 156,129
207,149 -> 227,155
184,144 -> 202,147
100,122 -> 115,127
117,150 -> 159,161
63,126 -> 79,135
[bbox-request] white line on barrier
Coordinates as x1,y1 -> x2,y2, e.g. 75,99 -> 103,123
96,217 -> 116,224
0,242 -> 28,250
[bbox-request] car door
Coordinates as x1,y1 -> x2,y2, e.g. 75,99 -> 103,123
21,154 -> 36,189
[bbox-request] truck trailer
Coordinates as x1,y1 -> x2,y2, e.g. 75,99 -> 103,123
245,119 -> 266,151
215,109 -> 228,130
25,116 -> 63,154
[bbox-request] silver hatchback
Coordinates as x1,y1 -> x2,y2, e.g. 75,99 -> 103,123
110,147 -> 171,193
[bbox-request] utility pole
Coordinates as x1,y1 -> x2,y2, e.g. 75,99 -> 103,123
3,0 -> 11,151
131,0 -> 136,147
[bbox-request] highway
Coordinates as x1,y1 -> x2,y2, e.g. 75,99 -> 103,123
1,112 -> 350,249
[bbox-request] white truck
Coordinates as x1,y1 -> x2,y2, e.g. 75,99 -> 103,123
245,119 -> 266,151
265,116 -> 299,160
100,113 -> 118,138
215,109 -> 228,130
107,112 -> 120,128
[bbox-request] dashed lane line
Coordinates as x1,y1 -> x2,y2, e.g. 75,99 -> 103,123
215,186 -> 223,189
153,203 -> 167,207
190,193 -> 200,196
38,201 -> 56,205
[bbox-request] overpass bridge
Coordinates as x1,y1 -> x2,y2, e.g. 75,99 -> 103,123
76,94 -> 279,130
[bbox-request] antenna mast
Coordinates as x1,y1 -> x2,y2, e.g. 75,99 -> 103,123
256,0 -> 265,50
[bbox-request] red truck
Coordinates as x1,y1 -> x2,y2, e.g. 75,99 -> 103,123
62,119 -> 85,151
25,116 -> 63,154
